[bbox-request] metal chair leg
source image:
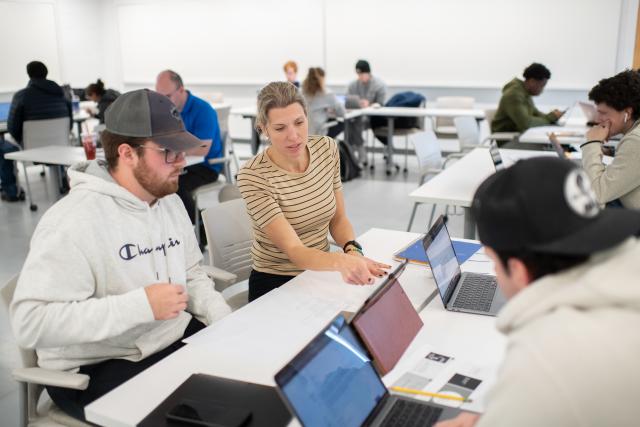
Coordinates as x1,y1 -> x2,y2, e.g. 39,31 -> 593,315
403,135 -> 409,173
407,202 -> 420,231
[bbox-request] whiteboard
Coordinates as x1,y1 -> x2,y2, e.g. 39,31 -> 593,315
325,0 -> 621,89
118,0 -> 325,85
0,0 -> 61,92
117,0 -> 622,90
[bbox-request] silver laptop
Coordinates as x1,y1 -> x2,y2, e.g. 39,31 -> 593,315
556,102 -> 577,126
275,314 -> 460,427
423,216 -> 506,316
578,101 -> 597,124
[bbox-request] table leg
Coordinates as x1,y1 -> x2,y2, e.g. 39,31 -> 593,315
386,117 -> 394,175
463,207 -> 476,239
20,161 -> 37,211
76,120 -> 83,145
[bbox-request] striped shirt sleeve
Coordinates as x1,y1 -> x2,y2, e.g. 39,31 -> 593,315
331,138 -> 343,192
237,168 -> 283,229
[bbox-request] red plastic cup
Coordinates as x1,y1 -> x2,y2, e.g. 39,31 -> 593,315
82,134 -> 96,160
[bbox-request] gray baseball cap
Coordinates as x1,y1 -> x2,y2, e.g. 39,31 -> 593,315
104,89 -> 204,151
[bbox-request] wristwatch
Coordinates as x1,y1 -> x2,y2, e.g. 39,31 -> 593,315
343,240 -> 363,253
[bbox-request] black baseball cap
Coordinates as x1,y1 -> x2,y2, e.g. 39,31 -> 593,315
355,60 -> 371,74
104,89 -> 204,152
471,157 -> 640,255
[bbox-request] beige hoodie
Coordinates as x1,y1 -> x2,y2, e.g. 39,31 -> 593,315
477,238 -> 640,427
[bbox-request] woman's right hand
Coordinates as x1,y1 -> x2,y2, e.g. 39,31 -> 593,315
334,253 -> 391,285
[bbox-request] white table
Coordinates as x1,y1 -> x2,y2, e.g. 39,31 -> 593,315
5,146 -> 202,211
85,228 -> 505,426
409,148 -> 559,238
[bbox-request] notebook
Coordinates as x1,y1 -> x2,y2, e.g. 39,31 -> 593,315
394,236 -> 481,266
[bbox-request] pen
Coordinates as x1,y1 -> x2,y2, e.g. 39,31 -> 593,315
389,386 -> 473,403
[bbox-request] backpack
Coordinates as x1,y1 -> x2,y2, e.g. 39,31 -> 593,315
371,91 -> 426,145
338,140 -> 362,182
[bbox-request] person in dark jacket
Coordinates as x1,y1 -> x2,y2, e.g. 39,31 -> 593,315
1,61 -> 72,201
85,79 -> 120,124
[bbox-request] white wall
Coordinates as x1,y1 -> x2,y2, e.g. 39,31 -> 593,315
1,0 -> 638,133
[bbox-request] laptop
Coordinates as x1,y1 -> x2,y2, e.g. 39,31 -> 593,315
422,216 -> 506,316
350,260 -> 423,375
488,141 -> 505,171
275,314 -> 460,427
578,101 -> 597,125
556,101 -> 577,126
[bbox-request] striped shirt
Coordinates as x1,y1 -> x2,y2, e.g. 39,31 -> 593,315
237,135 -> 342,275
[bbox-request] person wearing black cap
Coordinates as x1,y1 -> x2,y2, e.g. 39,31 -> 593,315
435,157 -> 640,427
346,59 -> 387,163
11,89 -> 231,422
491,63 -> 563,133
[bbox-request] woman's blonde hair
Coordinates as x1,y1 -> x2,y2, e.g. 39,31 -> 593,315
302,67 -> 325,97
255,82 -> 307,134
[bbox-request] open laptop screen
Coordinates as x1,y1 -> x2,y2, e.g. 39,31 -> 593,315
275,315 -> 387,427
423,217 -> 461,304
0,102 -> 10,122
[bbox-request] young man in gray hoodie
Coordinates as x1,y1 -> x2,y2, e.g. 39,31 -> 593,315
436,157 -> 640,427
10,89 -> 232,422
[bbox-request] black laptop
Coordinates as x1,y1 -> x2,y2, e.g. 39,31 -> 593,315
275,314 -> 460,427
423,216 -> 506,316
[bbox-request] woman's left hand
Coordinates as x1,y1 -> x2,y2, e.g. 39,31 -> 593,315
346,251 -> 391,278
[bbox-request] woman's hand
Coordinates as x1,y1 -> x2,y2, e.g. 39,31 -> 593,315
335,253 -> 391,285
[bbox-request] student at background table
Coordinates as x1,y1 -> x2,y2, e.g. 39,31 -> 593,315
302,67 -> 345,138
85,79 -> 120,124
283,60 -> 300,88
491,63 -> 563,133
346,59 -> 386,164
581,69 -> 640,209
237,82 -> 389,302
435,157 -> 640,427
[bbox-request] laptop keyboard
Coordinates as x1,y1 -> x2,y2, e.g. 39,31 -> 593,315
380,399 -> 443,427
452,274 -> 497,312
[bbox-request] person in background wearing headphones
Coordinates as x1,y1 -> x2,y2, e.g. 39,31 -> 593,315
581,70 -> 640,209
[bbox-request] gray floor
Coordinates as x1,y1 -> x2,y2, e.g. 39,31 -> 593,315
0,145 -> 466,425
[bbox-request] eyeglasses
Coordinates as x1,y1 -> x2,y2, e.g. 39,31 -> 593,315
134,145 -> 186,164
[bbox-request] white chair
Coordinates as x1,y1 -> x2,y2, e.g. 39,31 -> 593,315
433,96 -> 475,136
406,131 -> 452,231
193,104 -> 238,244
18,117 -> 72,211
201,197 -> 252,311
483,108 -> 520,144
1,275 -> 91,427
454,116 -> 482,152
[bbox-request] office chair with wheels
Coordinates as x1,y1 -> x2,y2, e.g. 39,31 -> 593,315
1,275 -> 91,427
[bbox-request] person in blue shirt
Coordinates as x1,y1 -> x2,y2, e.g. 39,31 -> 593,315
155,70 -> 223,228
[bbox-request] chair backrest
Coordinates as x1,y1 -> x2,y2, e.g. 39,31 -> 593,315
22,117 -> 71,150
201,199 -> 253,287
218,183 -> 242,203
454,116 -> 480,149
1,274 -> 37,369
484,108 -> 497,127
409,131 -> 444,184
434,96 -> 475,129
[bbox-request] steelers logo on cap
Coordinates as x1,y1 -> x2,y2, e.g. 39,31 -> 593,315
564,169 -> 599,218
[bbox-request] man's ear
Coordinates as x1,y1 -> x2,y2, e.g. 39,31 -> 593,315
507,257 -> 534,289
117,144 -> 138,167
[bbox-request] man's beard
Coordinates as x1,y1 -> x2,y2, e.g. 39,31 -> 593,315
133,156 -> 180,199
